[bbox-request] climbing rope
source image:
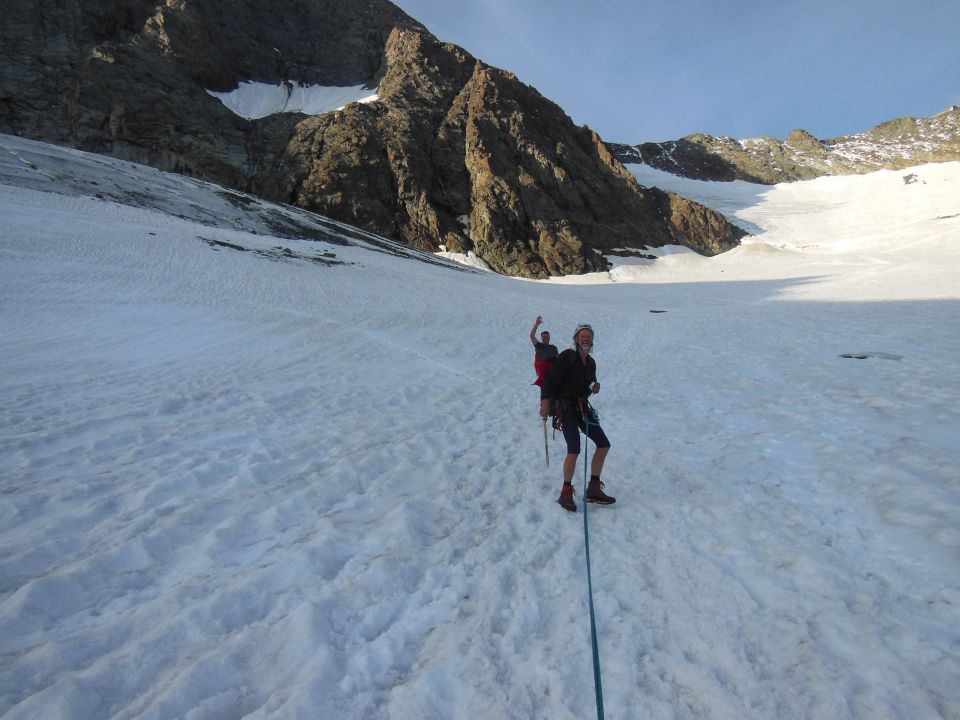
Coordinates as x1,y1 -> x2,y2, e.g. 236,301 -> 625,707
582,417 -> 605,720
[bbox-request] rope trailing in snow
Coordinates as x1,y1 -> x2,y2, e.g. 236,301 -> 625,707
582,416 -> 605,720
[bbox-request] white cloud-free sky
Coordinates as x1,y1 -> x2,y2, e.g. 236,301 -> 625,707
392,0 -> 960,143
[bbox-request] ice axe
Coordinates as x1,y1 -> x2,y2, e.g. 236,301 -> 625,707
542,416 -> 549,466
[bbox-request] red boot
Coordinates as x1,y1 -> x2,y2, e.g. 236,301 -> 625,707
557,483 -> 577,512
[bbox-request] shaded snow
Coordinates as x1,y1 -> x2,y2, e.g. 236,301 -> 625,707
207,81 -> 378,120
1,135 -> 959,719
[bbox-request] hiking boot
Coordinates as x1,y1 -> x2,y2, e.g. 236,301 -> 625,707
557,483 -> 577,512
586,478 -> 616,505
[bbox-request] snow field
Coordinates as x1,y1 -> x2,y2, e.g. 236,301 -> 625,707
1,140 -> 959,719
622,161 -> 960,301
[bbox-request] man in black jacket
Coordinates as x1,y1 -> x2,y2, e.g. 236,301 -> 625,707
539,324 -> 615,512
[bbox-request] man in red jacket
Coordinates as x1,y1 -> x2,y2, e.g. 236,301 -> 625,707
530,315 -> 558,387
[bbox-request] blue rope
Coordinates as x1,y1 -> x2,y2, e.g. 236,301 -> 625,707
582,417 -> 605,720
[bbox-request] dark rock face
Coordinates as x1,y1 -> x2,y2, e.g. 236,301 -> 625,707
1,0 -> 746,277
649,188 -> 746,256
610,107 -> 960,185
1,0 -> 418,190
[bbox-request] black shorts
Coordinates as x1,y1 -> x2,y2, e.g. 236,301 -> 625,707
561,414 -> 610,455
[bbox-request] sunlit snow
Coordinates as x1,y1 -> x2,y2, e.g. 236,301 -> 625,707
436,244 -> 492,271
1,134 -> 958,720
594,161 -> 960,301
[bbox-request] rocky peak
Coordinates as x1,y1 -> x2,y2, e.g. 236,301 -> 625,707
785,128 -> 825,153
273,27 -> 745,277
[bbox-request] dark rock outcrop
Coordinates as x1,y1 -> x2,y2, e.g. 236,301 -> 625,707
610,107 -> 960,185
1,0 -> 419,190
1,0 -> 746,276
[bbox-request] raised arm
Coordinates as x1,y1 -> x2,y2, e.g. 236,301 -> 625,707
530,315 -> 543,346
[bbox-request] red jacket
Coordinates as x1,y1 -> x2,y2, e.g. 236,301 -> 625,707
532,342 -> 558,386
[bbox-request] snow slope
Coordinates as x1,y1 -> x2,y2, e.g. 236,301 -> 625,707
207,82 -> 378,120
613,161 -> 960,300
1,135 -> 959,719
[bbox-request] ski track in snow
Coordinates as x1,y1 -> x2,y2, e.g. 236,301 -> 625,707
1,137 -> 959,719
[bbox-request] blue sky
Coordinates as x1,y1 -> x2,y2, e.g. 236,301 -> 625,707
392,0 -> 960,143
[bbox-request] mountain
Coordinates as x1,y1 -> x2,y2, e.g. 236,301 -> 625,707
0,0 -> 745,278
0,133 -> 477,273
3,130 -> 959,718
610,107 -> 960,184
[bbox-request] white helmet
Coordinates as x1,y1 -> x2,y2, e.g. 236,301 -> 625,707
573,323 -> 594,350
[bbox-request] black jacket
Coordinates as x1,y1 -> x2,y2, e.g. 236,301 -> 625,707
534,341 -> 558,363
540,349 -> 596,401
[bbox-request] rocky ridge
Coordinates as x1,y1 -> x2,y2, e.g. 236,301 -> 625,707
268,29 -> 745,276
0,0 -> 745,278
610,107 -> 960,184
